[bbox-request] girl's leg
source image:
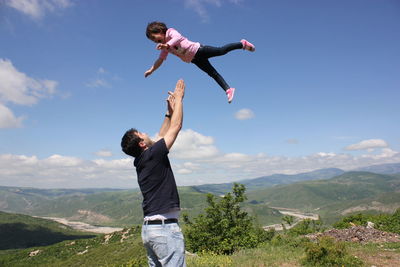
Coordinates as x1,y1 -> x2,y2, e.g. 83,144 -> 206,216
195,42 -> 243,59
192,57 -> 230,91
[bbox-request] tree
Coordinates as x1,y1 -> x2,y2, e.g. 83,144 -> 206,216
182,183 -> 274,255
282,215 -> 295,226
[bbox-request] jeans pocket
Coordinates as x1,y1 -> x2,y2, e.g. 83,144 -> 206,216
149,236 -> 168,259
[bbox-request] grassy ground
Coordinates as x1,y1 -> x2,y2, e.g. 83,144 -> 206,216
0,227 -> 147,267
1,227 -> 399,266
187,239 -> 400,267
348,242 -> 400,267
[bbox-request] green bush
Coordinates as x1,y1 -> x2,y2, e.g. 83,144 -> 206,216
187,251 -> 233,267
270,234 -> 310,249
122,256 -> 148,267
288,218 -> 324,236
183,183 -> 274,255
373,208 -> 400,234
333,208 -> 400,234
301,236 -> 363,266
333,213 -> 370,229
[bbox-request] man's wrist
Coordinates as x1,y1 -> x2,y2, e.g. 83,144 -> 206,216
165,114 -> 171,118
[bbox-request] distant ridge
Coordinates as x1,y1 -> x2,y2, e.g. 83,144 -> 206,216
0,162 -> 399,227
354,162 -> 400,174
193,168 -> 345,195
193,163 -> 400,195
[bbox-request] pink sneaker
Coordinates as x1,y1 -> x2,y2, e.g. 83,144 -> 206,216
226,88 -> 235,103
241,39 -> 255,52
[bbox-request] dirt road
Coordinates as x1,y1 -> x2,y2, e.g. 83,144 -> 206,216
263,208 -> 319,231
40,216 -> 123,234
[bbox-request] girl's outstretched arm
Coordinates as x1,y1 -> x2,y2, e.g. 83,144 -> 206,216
164,28 -> 184,47
144,58 -> 164,77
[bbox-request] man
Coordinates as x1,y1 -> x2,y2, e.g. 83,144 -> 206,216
121,79 -> 186,267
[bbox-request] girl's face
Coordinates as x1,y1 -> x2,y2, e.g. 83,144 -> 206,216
150,33 -> 165,44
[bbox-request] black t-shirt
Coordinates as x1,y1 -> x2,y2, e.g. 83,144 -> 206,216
134,138 -> 180,217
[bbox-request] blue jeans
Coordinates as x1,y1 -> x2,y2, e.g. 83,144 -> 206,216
191,42 -> 244,91
141,222 -> 186,267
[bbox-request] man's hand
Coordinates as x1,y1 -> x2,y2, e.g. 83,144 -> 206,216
166,92 -> 175,115
163,79 -> 185,150
167,79 -> 184,110
172,79 -> 185,100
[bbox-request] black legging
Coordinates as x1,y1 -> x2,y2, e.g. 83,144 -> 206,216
191,42 -> 243,91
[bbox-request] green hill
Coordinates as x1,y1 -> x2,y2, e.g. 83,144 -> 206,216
0,185 -> 284,227
194,168 -> 345,195
2,170 -> 399,228
0,222 -> 146,267
246,172 -> 400,222
0,187 -> 128,214
0,211 -> 95,250
1,211 -> 399,266
0,186 -> 223,226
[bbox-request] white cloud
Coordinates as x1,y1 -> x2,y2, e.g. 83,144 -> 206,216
0,58 -> 57,128
0,104 -> 24,128
0,131 -> 399,189
44,154 -> 83,167
316,152 -> 336,157
95,150 -> 113,157
171,129 -> 219,159
345,139 -> 388,151
360,148 -> 397,159
86,79 -> 110,88
86,68 -> 116,88
0,59 -> 57,105
5,0 -> 73,20
97,68 -> 106,74
0,154 -> 134,188
177,168 -> 193,174
235,108 -> 254,120
183,0 -> 243,21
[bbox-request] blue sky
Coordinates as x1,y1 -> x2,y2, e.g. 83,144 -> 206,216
0,0 -> 399,188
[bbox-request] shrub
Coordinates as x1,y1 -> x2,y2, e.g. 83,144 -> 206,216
270,234 -> 310,249
333,213 -> 370,229
301,236 -> 363,266
123,256 -> 148,267
183,183 -> 274,255
333,209 -> 400,234
187,251 -> 233,267
288,218 -> 324,236
373,208 -> 400,234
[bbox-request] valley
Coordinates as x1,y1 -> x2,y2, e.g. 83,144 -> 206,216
38,216 -> 123,234
263,207 -> 319,231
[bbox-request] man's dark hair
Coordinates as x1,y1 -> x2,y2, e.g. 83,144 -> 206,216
146,21 -> 168,39
121,128 -> 143,158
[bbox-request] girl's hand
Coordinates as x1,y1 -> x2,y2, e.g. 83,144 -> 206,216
156,43 -> 169,50
144,69 -> 153,77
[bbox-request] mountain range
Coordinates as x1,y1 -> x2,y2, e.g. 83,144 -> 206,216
193,162 -> 400,195
0,162 -> 399,226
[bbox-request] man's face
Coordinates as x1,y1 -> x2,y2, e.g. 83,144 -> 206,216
150,33 -> 165,44
136,131 -> 154,148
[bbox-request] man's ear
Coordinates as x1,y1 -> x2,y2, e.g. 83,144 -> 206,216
139,141 -> 146,149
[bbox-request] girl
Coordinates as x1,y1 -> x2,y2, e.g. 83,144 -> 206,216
144,21 -> 255,104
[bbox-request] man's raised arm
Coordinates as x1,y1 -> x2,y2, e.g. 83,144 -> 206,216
163,79 -> 185,150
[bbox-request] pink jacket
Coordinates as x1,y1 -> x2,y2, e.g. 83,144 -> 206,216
159,28 -> 201,63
